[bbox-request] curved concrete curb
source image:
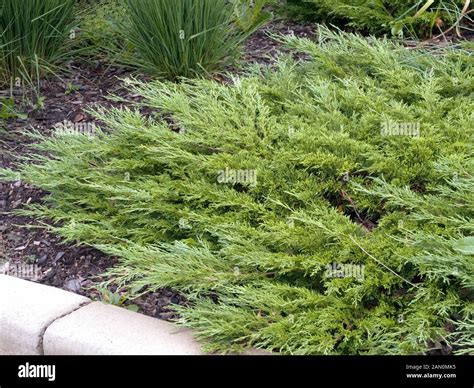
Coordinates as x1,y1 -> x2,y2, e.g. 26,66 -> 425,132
0,275 -> 271,356
0,275 -> 89,355
0,274 -> 202,355
43,302 -> 201,355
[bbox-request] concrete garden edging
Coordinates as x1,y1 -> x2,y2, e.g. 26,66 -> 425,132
0,274 -> 203,355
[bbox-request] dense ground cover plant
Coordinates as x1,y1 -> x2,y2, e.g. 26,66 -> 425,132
75,0 -> 128,60
2,29 -> 473,354
117,0 -> 271,79
0,0 -> 76,86
279,0 -> 472,37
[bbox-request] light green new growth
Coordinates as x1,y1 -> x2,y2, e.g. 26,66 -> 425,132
6,28 -> 473,354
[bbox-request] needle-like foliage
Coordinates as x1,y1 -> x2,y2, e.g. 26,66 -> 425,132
279,0 -> 472,38
5,28 -> 473,354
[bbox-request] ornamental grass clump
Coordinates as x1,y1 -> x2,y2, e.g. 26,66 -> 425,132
4,28 -> 473,354
118,0 -> 271,79
0,0 -> 76,86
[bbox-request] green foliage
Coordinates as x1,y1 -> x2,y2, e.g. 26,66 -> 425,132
95,286 -> 140,312
0,0 -> 77,86
117,0 -> 271,79
1,98 -> 19,119
0,98 -> 27,120
232,0 -> 274,33
0,167 -> 21,181
9,28 -> 474,354
453,236 -> 474,255
449,315 -> 474,355
279,0 -> 471,37
75,0 -> 128,60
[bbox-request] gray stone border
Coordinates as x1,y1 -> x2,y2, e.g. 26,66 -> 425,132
0,274 -> 201,355
0,275 -> 270,355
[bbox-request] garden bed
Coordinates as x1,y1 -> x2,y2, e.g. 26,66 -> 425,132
0,20 -> 315,321
1,0 -> 472,356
